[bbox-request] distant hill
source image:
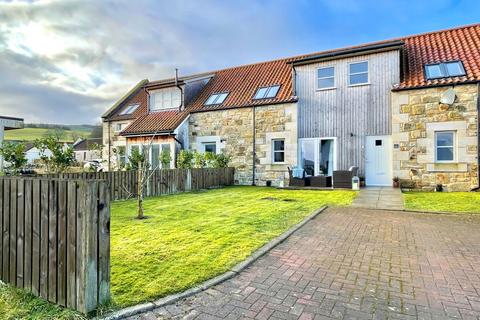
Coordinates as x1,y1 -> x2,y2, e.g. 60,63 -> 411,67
4,124 -> 101,143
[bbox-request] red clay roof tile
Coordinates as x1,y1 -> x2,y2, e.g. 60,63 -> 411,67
108,23 -> 480,135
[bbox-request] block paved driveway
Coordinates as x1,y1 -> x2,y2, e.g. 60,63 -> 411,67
129,208 -> 480,320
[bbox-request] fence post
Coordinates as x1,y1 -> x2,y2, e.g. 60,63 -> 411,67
186,169 -> 192,192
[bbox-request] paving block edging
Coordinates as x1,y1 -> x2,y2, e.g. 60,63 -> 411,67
100,206 -> 328,320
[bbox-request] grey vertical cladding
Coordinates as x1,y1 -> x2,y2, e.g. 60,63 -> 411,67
296,50 -> 400,173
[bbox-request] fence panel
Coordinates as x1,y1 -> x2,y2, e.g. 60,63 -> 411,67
43,167 -> 235,201
0,177 -> 110,314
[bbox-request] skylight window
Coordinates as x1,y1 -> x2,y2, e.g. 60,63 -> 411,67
204,92 -> 229,106
120,103 -> 140,115
253,85 -> 280,100
425,61 -> 466,80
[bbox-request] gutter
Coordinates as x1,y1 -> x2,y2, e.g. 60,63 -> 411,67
191,98 -> 298,114
392,80 -> 480,92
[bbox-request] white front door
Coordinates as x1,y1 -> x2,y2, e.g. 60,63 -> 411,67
365,135 -> 392,186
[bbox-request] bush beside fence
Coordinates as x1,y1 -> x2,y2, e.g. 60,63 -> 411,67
44,167 -> 235,201
0,177 -> 110,314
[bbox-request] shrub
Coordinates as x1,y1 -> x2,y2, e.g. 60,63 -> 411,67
176,150 -> 194,169
176,150 -> 230,169
0,142 -> 27,174
214,153 -> 230,168
34,135 -> 75,173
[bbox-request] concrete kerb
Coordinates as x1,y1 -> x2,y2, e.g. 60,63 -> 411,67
100,206 -> 328,320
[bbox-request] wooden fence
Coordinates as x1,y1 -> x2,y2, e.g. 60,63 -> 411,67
44,167 -> 235,201
0,177 -> 110,314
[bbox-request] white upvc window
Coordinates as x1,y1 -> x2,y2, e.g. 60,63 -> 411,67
317,66 -> 335,89
150,87 -> 181,111
120,103 -> 139,115
348,61 -> 369,86
114,123 -> 126,132
272,139 -> 285,163
202,142 -> 217,154
435,131 -> 455,162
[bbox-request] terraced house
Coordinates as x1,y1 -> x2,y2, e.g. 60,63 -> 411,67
102,23 -> 480,191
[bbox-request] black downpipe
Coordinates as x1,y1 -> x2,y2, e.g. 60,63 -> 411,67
475,82 -> 480,191
252,106 -> 256,186
107,121 -> 111,171
175,68 -> 184,111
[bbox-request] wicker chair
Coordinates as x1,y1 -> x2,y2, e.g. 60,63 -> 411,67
287,167 -> 309,187
333,166 -> 359,189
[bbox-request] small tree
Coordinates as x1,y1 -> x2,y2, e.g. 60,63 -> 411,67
34,135 -> 75,173
0,142 -> 27,174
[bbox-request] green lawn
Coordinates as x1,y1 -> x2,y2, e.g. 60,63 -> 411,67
404,191 -> 480,213
0,283 -> 85,320
0,186 -> 356,317
4,128 -> 90,142
110,186 -> 357,307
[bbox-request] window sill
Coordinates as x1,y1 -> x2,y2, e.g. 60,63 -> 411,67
316,87 -> 336,92
348,83 -> 370,88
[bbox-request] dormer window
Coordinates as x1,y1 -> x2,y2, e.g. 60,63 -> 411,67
425,61 -> 466,80
253,85 -> 280,100
204,92 -> 229,106
150,87 -> 181,111
119,103 -> 139,115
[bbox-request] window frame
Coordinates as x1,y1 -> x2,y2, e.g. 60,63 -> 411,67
316,66 -> 335,90
434,131 -> 456,163
114,123 -> 125,132
119,103 -> 140,115
253,85 -> 281,100
204,92 -> 229,106
425,61 -> 466,80
348,61 -> 369,86
202,142 -> 217,154
150,87 -> 181,112
272,138 -> 285,164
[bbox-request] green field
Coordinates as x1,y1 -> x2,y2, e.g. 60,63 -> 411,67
4,128 -> 91,142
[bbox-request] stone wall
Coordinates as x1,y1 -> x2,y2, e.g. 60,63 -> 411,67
392,84 -> 478,191
102,120 -> 131,170
189,103 -> 297,186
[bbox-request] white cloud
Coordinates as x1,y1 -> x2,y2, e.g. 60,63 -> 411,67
0,0 -> 298,123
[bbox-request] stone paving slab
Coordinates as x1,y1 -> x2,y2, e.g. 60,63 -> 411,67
127,208 -> 480,320
352,187 -> 404,210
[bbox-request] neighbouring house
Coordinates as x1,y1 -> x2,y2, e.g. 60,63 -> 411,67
73,138 -> 102,163
25,144 -> 51,165
102,23 -> 480,191
0,116 -> 24,170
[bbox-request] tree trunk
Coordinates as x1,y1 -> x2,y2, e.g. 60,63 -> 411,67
137,161 -> 144,219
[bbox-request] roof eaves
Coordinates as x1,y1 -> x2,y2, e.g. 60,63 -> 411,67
290,40 -> 405,66
392,79 -> 480,91
120,129 -> 174,137
102,79 -> 149,119
191,97 -> 298,114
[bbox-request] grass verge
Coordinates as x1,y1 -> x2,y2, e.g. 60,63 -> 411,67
0,282 -> 85,320
110,186 -> 356,307
403,191 -> 480,213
